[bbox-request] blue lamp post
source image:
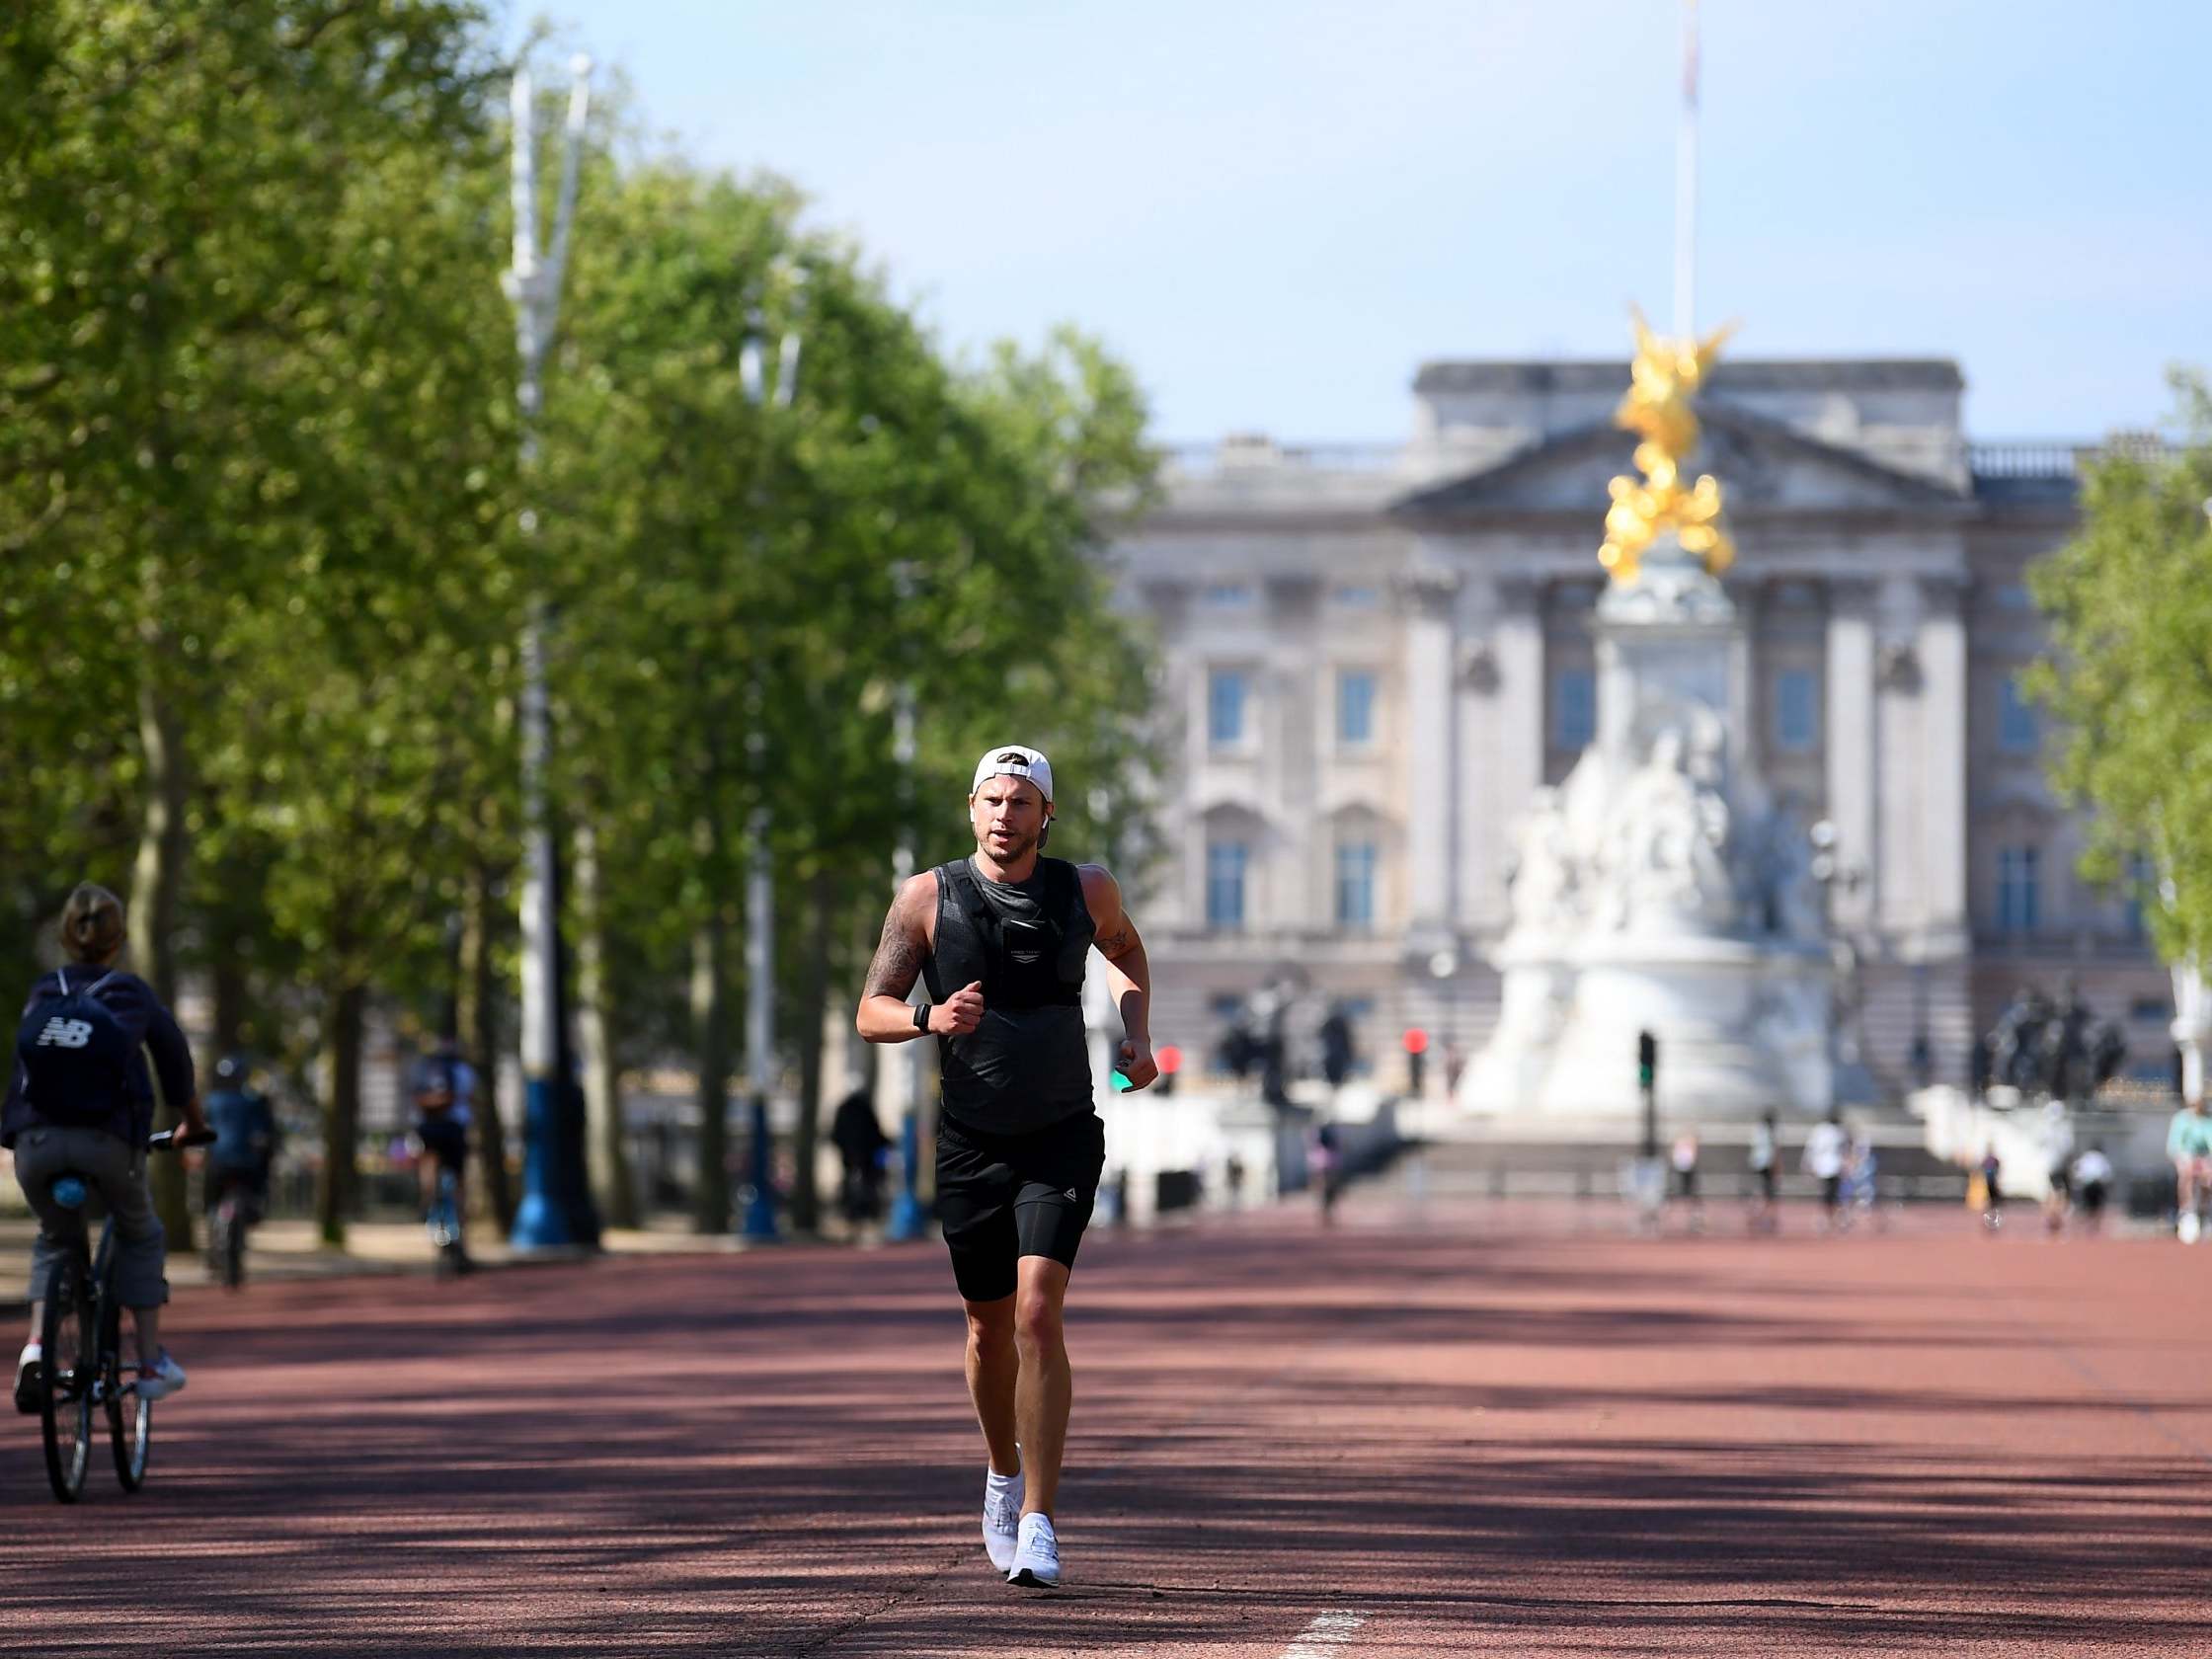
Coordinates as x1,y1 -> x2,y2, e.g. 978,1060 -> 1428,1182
737,291 -> 801,1243
507,57 -> 601,1251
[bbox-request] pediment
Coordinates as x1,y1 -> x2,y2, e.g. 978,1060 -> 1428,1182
1393,406 -> 1968,518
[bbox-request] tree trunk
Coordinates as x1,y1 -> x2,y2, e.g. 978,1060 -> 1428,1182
789,870 -> 838,1235
130,678 -> 193,1249
692,911 -> 731,1233
318,980 -> 365,1247
458,858 -> 515,1231
573,822 -> 637,1228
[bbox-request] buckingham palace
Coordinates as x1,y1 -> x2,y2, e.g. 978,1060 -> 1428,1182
1113,356 -> 2174,1101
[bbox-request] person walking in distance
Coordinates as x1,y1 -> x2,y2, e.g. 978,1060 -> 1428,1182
856,746 -> 1156,1590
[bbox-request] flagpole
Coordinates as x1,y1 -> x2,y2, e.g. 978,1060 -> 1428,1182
1675,0 -> 1698,340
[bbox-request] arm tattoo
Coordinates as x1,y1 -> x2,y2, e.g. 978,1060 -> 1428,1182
1096,924 -> 1133,958
862,905 -> 922,999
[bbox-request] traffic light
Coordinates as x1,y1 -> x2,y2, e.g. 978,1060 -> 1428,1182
1155,1043 -> 1182,1097
1637,1029 -> 1658,1091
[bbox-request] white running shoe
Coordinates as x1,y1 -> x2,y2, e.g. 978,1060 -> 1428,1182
1007,1512 -> 1061,1589
983,1469 -> 1024,1572
135,1349 -> 187,1402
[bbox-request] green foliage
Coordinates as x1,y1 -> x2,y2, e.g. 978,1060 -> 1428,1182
0,8 -> 1162,1207
2025,369 -> 2212,962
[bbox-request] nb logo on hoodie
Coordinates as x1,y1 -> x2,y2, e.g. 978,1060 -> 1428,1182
36,1017 -> 95,1051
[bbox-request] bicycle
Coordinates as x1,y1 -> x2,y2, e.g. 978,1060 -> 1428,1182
206,1175 -> 257,1291
33,1126 -> 215,1504
426,1163 -> 468,1278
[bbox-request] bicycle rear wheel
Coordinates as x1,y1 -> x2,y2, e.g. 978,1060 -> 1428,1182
103,1294 -> 150,1491
39,1258 -> 93,1503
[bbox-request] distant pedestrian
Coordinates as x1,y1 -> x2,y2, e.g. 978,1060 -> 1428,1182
1979,1146 -> 2006,1233
2041,1100 -> 2075,1234
1845,1131 -> 1879,1228
1747,1109 -> 1779,1233
1670,1129 -> 1703,1232
2071,1145 -> 2113,1233
1224,1150 -> 1246,1210
2166,1094 -> 2212,1242
1310,1121 -> 1342,1226
1803,1110 -> 1848,1231
830,1087 -> 891,1226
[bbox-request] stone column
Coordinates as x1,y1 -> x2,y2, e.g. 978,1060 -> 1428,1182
1492,576 -> 1545,836
1400,568 -> 1460,938
1874,575 -> 1926,935
1266,577 -> 1320,931
1918,576 -> 1970,956
1824,580 -> 1878,930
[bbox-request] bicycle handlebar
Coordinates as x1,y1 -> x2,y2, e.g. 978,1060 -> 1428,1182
151,1128 -> 218,1151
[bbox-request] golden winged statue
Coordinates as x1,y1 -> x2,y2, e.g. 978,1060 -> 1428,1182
1599,307 -> 1737,583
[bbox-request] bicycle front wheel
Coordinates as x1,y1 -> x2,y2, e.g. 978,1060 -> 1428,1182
39,1258 -> 93,1503
219,1201 -> 246,1291
102,1293 -> 151,1491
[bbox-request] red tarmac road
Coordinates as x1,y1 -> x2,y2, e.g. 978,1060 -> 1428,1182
4,1192 -> 2209,1657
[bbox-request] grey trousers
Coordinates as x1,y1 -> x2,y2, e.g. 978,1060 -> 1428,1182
12,1125 -> 169,1308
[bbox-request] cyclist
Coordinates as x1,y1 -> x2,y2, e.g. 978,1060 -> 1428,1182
410,1037 -> 474,1262
6,883 -> 206,1411
2167,1093 -> 2212,1242
202,1054 -> 279,1245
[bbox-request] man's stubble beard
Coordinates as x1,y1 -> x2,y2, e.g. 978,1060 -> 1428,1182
976,825 -> 1039,867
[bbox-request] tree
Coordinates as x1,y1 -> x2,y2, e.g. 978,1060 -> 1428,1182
2025,370 -> 2212,963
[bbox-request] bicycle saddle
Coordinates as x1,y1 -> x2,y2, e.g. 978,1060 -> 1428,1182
46,1174 -> 90,1209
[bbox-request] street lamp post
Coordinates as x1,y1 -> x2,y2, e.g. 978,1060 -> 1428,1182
883,564 -> 930,1242
738,296 -> 801,1243
507,57 -> 600,1250
1809,819 -> 1870,1103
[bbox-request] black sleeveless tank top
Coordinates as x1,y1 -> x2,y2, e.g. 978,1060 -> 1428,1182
920,855 -> 1096,1135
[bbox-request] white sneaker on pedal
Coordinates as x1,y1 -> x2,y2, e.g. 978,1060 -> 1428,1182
135,1349 -> 187,1402
1006,1511 -> 1061,1588
14,1342 -> 40,1415
983,1468 -> 1024,1572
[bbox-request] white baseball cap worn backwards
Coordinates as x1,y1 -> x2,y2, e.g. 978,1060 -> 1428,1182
971,745 -> 1054,804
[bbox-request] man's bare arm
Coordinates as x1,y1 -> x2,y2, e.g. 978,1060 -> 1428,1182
1081,865 -> 1157,1088
856,873 -> 985,1043
857,876 -> 930,1043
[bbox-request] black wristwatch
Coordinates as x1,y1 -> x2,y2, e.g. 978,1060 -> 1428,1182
912,1002 -> 931,1033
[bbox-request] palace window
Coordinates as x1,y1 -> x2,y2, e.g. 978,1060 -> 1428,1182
1206,840 -> 1248,930
1774,669 -> 1818,752
1208,669 -> 1249,748
1551,667 -> 1596,750
1336,670 -> 1378,748
1335,841 -> 1378,930
1996,845 -> 2040,934
1999,675 -> 2040,754
2123,852 -> 2157,941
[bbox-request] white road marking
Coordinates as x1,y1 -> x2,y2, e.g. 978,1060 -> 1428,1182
1280,1611 -> 1366,1657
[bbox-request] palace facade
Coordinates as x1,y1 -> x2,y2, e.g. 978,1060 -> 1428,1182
1114,358 -> 2172,1100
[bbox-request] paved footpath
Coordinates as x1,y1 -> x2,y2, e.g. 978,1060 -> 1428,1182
3,1192 -> 2209,1657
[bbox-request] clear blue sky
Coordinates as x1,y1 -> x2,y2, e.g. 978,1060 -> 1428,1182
511,0 -> 2210,443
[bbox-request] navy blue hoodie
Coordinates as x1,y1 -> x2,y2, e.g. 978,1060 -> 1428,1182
3,967 -> 196,1148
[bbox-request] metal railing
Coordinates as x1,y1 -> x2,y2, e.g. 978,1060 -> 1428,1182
1159,438 -> 1406,476
1969,437 -> 2190,479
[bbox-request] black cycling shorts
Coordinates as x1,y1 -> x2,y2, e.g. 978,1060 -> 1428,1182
935,1110 -> 1105,1304
415,1115 -> 468,1173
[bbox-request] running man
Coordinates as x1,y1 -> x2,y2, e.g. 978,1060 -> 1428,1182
857,745 -> 1155,1590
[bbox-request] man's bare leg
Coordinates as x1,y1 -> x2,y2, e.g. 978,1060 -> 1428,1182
1012,1255 -> 1072,1516
963,1294 -> 1020,1476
